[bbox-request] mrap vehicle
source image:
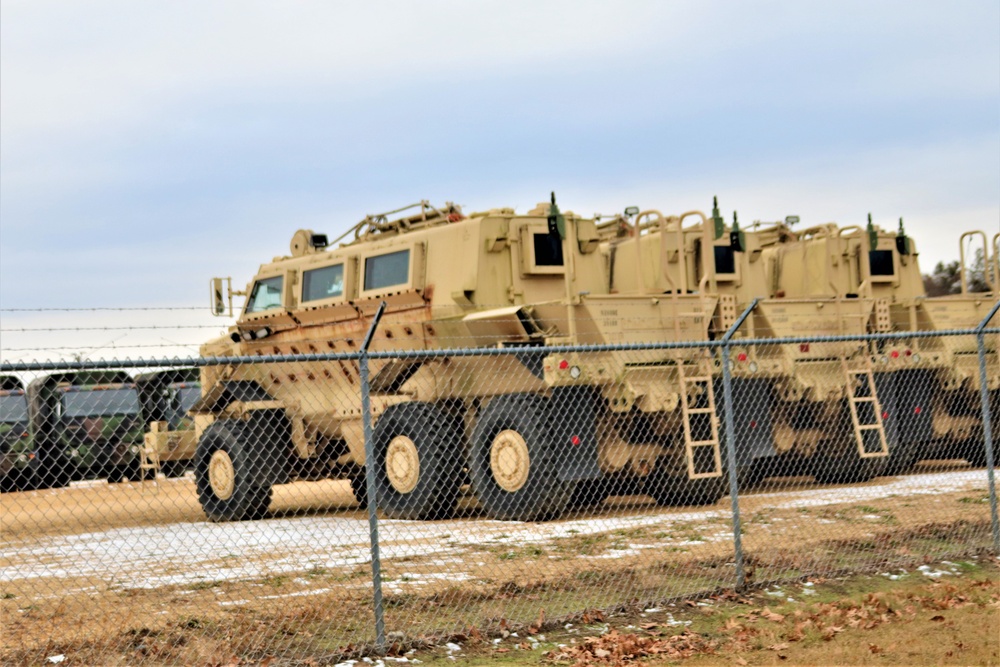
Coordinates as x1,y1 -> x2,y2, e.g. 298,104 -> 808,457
196,198 -> 747,521
597,203 -> 894,485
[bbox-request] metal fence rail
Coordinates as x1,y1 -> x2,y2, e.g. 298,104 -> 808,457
1,315 -> 998,665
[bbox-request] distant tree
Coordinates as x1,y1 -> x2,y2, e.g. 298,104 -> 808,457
922,250 -> 991,296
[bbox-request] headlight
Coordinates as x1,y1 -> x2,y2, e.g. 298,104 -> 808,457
748,361 -> 759,373
569,366 -> 582,380
912,353 -> 921,363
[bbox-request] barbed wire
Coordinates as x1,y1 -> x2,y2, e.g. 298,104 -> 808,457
0,306 -> 209,312
1,325 -> 227,332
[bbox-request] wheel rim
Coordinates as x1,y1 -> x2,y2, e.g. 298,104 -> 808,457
208,450 -> 235,500
385,435 -> 420,494
490,429 -> 530,493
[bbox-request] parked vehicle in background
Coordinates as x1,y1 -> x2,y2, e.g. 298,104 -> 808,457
136,368 -> 201,477
26,371 -> 147,486
0,376 -> 33,491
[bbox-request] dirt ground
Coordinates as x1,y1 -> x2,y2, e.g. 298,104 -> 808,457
0,461 -> 995,666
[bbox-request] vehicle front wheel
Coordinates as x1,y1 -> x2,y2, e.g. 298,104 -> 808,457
195,420 -> 272,521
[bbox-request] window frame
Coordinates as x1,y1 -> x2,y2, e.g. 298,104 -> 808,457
300,261 -> 348,306
243,273 -> 287,315
357,244 -> 424,299
518,223 -> 565,276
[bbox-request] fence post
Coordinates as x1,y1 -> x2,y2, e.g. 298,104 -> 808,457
360,302 -> 388,653
975,329 -> 1000,554
720,299 -> 759,589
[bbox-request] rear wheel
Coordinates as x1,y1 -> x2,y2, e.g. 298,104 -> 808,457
810,446 -> 880,484
160,460 -> 188,478
470,394 -> 574,521
373,402 -> 463,520
195,420 -> 272,521
567,478 -> 610,509
645,447 -> 726,507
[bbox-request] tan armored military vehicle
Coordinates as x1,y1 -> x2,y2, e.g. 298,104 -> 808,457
599,202 -> 891,484
196,199 -> 734,521
760,220 -> 999,468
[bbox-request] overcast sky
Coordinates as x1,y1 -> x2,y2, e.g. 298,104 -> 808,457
1,0 -> 998,360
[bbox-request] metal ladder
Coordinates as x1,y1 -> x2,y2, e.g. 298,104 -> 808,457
841,355 -> 889,459
677,361 -> 723,478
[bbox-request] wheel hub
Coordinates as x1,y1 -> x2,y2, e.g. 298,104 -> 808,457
208,450 -> 235,500
490,429 -> 530,493
385,435 -> 420,494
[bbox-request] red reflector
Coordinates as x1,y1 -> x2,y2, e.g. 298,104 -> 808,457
750,420 -> 757,429
571,435 -> 581,446
559,359 -> 569,370
890,350 -> 900,359
799,343 -> 810,352
882,411 -> 889,420
737,353 -> 747,362
904,349 -> 912,357
914,406 -> 922,415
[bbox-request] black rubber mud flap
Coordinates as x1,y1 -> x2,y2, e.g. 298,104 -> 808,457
875,369 -> 934,446
717,377 -> 776,466
549,386 -> 601,483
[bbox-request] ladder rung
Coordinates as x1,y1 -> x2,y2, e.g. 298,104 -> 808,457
685,407 -> 714,414
857,424 -> 882,431
690,440 -> 719,447
845,369 -> 872,375
850,397 -> 876,403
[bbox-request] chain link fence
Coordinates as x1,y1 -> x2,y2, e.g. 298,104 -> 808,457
1,307 -> 998,666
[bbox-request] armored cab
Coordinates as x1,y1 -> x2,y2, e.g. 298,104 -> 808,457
761,219 -> 999,468
0,376 -> 32,492
26,371 -> 147,486
601,202 -> 890,484
196,199 -> 732,522
136,368 -> 201,477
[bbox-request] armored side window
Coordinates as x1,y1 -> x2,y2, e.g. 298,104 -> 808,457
364,249 -> 410,291
245,276 -> 284,313
869,250 -> 895,276
714,246 -> 736,275
302,264 -> 344,302
532,233 -> 564,267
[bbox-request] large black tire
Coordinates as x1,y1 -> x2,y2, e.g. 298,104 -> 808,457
350,472 -> 369,510
810,447 -> 880,484
964,438 -> 989,468
470,394 -> 574,521
372,402 -> 463,520
160,460 -> 188,478
567,478 -> 611,509
35,455 -> 71,490
645,448 -> 726,507
195,420 -> 273,521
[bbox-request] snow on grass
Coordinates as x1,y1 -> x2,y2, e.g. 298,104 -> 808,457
0,469 -> 986,590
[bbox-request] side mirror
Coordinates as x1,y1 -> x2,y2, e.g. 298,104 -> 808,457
210,277 -> 231,317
